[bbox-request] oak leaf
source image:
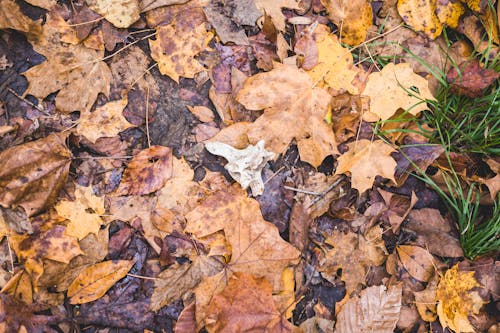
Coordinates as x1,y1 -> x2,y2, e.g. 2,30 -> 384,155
396,245 -> 435,282
55,185 -> 105,240
436,264 -> 484,333
85,0 -> 140,28
205,272 -> 297,333
0,133 -> 71,217
115,146 -> 173,196
335,284 -> 402,333
335,140 -> 397,194
362,63 -> 434,121
77,98 -> 135,143
253,0 -> 301,31
67,260 -> 134,304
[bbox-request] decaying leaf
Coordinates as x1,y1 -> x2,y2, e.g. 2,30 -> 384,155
0,133 -> 71,217
396,245 -> 435,282
205,140 -> 275,196
115,146 -> 173,196
85,0 -> 140,28
67,260 -> 134,304
447,60 -> 500,98
414,275 -> 438,322
335,140 -> 397,194
253,0 -> 301,31
55,185 -> 105,240
362,63 -> 435,121
77,98 -> 135,143
205,272 -> 297,333
0,0 -> 41,33
335,284 -> 402,333
436,264 -> 484,333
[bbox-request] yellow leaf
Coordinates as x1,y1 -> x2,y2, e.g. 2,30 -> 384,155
436,0 -> 465,28
436,264 -> 484,333
67,260 -> 134,304
85,0 -> 140,28
396,245 -> 435,282
335,140 -> 397,194
55,185 -> 105,240
362,63 -> 434,121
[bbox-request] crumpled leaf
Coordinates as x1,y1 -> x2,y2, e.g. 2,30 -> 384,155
396,245 -> 435,282
149,20 -> 212,82
67,260 -> 134,304
115,146 -> 173,196
77,98 -> 135,143
205,140 -> 275,196
0,133 -> 71,217
85,0 -> 140,28
321,0 -> 373,45
55,185 -> 105,240
253,0 -> 301,31
447,60 -> 500,98
335,284 -> 402,333
210,63 -> 338,167
205,272 -> 297,333
362,63 -> 435,121
335,140 -> 397,194
436,264 -> 484,333
150,255 -> 224,311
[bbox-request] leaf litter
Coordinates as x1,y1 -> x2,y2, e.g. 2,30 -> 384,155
0,0 -> 498,332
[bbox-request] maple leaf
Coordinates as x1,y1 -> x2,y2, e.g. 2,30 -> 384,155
149,21 -> 212,83
205,272 -> 297,333
335,139 -> 397,194
85,0 -> 140,28
23,12 -> 111,113
436,264 -> 485,332
0,133 -> 72,217
77,98 -> 135,143
210,63 -> 338,167
67,260 -> 134,304
335,284 -> 402,333
321,0 -> 373,45
115,146 -> 173,196
55,185 -> 105,240
253,0 -> 301,31
362,63 -> 435,121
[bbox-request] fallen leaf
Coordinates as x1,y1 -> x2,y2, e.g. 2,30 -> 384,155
67,260 -> 134,304
396,245 -> 435,282
394,144 -> 444,185
414,275 -> 438,322
436,264 -> 484,332
85,0 -> 140,28
362,63 -> 435,121
55,185 -> 105,240
321,0 -> 373,45
447,60 -> 500,98
335,284 -> 402,333
205,140 -> 275,196
187,105 -> 215,122
0,0 -> 41,33
115,146 -> 173,196
0,133 -> 71,217
140,0 -> 190,12
1,270 -> 33,304
149,21 -> 212,82
205,272 -> 297,333
253,0 -> 301,31
299,316 -> 335,333
23,0 -> 56,9
203,0 -> 252,45
335,139 -> 397,194
77,98 -> 135,143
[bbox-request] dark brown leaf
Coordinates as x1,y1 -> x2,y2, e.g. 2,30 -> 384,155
447,60 -> 500,98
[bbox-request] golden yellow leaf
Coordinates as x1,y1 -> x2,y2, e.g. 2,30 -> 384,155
305,24 -> 359,94
362,63 -> 434,121
77,98 -> 135,143
149,21 -> 212,83
253,0 -> 301,31
321,0 -> 373,45
436,0 -> 465,28
396,245 -> 435,282
335,140 -> 397,194
436,264 -> 484,333
460,0 -> 480,12
85,0 -> 140,28
55,185 -> 105,240
67,260 -> 134,304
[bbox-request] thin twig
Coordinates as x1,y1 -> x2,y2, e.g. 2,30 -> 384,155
306,175 -> 347,208
7,88 -> 50,116
127,273 -> 158,281
73,155 -> 133,160
67,17 -> 104,27
283,186 -> 322,196
6,237 -> 14,273
145,86 -> 151,148
263,166 -> 285,185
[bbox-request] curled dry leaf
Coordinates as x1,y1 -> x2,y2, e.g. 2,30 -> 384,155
335,284 -> 402,333
396,245 -> 435,282
85,0 -> 140,28
115,146 -> 173,196
0,133 -> 71,217
335,139 -> 397,194
67,260 -> 134,304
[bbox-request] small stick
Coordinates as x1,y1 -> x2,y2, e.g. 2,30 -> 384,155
306,175 -> 347,208
283,186 -> 322,196
7,88 -> 50,116
127,273 -> 158,281
145,86 -> 151,148
263,166 -> 285,185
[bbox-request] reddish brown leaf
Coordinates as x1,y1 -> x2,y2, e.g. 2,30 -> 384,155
115,146 -> 173,196
447,60 -> 500,98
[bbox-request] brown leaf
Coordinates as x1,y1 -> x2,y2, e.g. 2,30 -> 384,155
396,245 -> 435,282
203,1 -> 251,45
85,0 -> 140,28
115,146 -> 173,196
335,284 -> 402,333
394,144 -> 444,185
67,260 -> 134,304
205,272 -> 297,333
0,0 -> 42,33
253,0 -> 301,31
447,60 -> 500,98
0,133 -> 71,217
